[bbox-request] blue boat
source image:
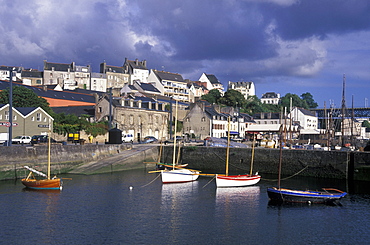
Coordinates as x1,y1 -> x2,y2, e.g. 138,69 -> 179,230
267,127 -> 346,205
267,187 -> 347,204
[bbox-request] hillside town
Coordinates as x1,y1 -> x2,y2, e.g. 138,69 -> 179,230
0,59 -> 368,148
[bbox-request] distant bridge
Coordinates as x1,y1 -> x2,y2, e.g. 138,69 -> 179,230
312,107 -> 370,119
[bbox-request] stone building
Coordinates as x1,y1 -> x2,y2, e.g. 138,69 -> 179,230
43,60 -> 76,87
100,62 -> 129,89
95,95 -> 168,142
183,101 -> 254,140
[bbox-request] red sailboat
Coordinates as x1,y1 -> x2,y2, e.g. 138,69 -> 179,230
22,130 -> 64,190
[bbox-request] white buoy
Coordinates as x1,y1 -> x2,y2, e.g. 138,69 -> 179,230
129,186 -> 133,190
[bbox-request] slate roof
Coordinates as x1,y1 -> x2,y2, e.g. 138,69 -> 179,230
205,74 -> 221,85
0,104 -> 43,117
261,92 -> 279,98
15,107 -> 39,116
153,70 -> 184,82
137,82 -> 160,93
297,107 -> 316,117
105,65 -> 125,73
52,106 -> 95,117
125,59 -> 147,70
44,61 -> 74,72
21,70 -> 43,78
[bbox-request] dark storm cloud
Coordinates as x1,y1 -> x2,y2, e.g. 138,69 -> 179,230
270,0 -> 370,40
1,0 -> 370,106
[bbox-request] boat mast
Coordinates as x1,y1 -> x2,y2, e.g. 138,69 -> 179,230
225,116 -> 230,176
172,100 -> 178,170
249,133 -> 255,176
278,125 -> 283,189
47,127 -> 51,180
341,74 -> 346,147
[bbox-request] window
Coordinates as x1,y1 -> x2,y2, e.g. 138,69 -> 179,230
5,111 -> 8,120
36,113 -> 41,121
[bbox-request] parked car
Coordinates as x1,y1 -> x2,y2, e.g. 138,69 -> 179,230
12,135 -> 31,144
164,136 -> 184,144
122,133 -> 134,143
31,135 -> 57,145
142,136 -> 158,144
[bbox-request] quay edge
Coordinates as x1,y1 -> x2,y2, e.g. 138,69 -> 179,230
1,144 -> 370,182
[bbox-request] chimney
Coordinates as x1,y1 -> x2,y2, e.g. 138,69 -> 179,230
143,60 -> 147,68
135,59 -> 139,65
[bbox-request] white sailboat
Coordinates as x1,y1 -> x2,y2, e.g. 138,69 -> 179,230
161,100 -> 199,183
216,117 -> 261,188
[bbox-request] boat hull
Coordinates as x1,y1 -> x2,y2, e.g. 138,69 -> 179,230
161,169 -> 199,183
267,187 -> 347,204
21,178 -> 62,190
216,174 -> 261,188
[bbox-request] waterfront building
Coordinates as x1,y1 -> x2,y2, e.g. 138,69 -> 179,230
227,81 -> 255,99
95,94 -> 168,141
183,101 -> 254,140
261,92 -> 280,105
0,103 -> 53,136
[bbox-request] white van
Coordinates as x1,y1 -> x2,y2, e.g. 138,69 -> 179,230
122,134 -> 134,143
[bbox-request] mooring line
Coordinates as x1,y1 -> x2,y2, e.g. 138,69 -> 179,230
262,165 -> 309,181
140,173 -> 161,188
202,175 -> 216,188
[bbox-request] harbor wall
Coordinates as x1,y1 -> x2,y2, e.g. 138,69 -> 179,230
0,144 -> 130,180
162,146 -> 370,181
1,144 -> 370,181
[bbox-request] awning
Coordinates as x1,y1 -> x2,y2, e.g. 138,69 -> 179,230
227,131 -> 239,135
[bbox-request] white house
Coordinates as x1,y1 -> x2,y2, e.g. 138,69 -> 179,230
288,107 -> 318,130
199,73 -> 224,94
261,92 -> 280,105
123,58 -> 149,84
228,81 -> 255,99
147,69 -> 190,102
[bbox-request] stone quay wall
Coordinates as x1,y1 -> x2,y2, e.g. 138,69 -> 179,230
161,146 -> 370,181
0,144 -> 129,180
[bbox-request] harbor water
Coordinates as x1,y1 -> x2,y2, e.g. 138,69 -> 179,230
1,169 -> 370,244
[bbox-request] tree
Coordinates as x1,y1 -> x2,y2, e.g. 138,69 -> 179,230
362,120 -> 370,128
301,92 -> 318,109
244,95 -> 265,115
201,89 -> 222,104
220,89 -> 246,107
280,93 -> 309,109
0,86 -> 52,113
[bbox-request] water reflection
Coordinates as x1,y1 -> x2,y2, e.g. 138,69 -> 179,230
161,182 -> 199,242
216,186 -> 261,205
22,188 -> 61,244
215,186 -> 261,235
